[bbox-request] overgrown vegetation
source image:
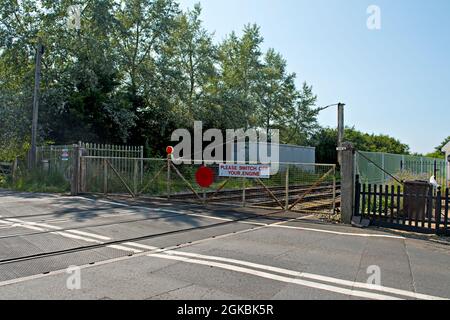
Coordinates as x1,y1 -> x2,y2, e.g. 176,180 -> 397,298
0,169 -> 70,193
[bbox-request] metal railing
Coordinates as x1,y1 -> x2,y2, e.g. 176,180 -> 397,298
79,156 -> 339,218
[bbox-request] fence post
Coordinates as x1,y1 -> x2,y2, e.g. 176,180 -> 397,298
242,178 -> 246,207
435,188 -> 442,234
340,142 -> 355,224
354,174 -> 361,219
140,146 -> 144,185
167,155 -> 171,200
332,165 -> 337,218
133,159 -> 138,196
12,157 -> 18,184
71,144 -> 80,196
103,158 -> 108,195
433,160 -> 437,179
285,164 -> 290,211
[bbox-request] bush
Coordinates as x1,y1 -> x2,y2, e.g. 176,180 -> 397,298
4,169 -> 70,193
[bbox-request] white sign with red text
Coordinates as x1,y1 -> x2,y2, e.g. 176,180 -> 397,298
219,164 -> 271,179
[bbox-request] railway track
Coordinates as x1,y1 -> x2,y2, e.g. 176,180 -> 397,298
167,182 -> 340,210
0,203 -> 308,266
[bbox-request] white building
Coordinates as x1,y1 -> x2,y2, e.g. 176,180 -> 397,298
442,141 -> 450,187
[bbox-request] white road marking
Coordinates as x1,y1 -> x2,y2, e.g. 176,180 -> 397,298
107,245 -> 143,253
0,219 -> 45,231
148,253 -> 401,300
6,219 -> 61,230
0,219 -> 445,300
8,195 -> 399,240
91,197 -> 407,240
2,217 -> 145,253
124,242 -> 447,301
2,218 -> 110,244
176,212 -> 405,239
84,198 -> 406,239
65,230 -> 111,240
0,195 -> 435,300
51,232 -> 103,244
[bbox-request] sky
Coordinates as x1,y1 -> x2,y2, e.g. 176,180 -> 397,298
177,0 -> 450,154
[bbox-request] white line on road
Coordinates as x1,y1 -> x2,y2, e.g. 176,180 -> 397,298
2,218 -> 109,244
51,232 -> 103,243
107,245 -> 143,253
124,242 -> 446,300
174,212 -> 406,239
0,219 -> 46,231
0,221 -> 445,300
64,230 -> 111,240
148,253 -> 401,300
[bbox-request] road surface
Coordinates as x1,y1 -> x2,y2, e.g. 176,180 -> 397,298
0,190 -> 449,300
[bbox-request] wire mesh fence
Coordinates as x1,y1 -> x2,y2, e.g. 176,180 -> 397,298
80,156 -> 338,217
356,151 -> 447,187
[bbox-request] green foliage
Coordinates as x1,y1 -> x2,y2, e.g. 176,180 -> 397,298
2,169 -> 69,193
310,127 -> 411,164
425,136 -> 450,159
0,0 -> 320,161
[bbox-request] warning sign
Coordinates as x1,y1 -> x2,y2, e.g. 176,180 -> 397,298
61,149 -> 69,161
219,164 -> 271,179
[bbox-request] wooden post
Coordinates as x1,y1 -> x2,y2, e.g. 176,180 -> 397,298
71,144 -> 80,196
285,165 -> 290,211
30,42 -> 44,169
340,142 -> 355,224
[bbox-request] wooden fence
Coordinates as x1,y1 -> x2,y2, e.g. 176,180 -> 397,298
354,182 -> 449,235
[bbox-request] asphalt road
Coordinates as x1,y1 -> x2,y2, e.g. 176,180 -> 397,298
0,189 -> 449,300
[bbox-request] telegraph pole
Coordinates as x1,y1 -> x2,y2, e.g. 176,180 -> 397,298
337,103 -> 345,165
315,102 -> 346,165
30,41 -> 44,168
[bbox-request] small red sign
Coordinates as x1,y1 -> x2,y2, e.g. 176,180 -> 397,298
166,146 -> 174,155
195,166 -> 215,188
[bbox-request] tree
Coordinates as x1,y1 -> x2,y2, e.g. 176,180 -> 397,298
426,136 -> 450,159
0,1 -> 322,160
310,127 -> 411,164
281,82 -> 319,145
164,4 -> 217,125
214,24 -> 264,130
255,48 -> 298,138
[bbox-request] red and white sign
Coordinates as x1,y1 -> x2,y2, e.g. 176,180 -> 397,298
219,164 -> 271,179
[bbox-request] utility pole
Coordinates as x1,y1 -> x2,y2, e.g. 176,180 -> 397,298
30,41 -> 44,168
337,103 -> 345,165
315,102 -> 346,165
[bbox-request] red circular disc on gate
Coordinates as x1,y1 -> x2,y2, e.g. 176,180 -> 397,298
195,166 -> 215,188
166,146 -> 174,155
